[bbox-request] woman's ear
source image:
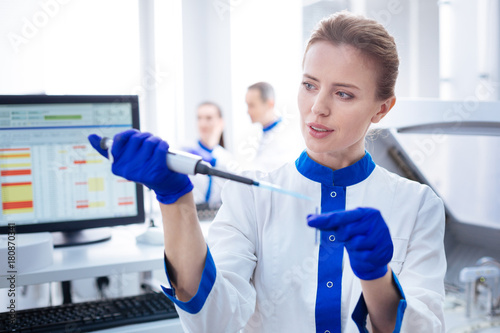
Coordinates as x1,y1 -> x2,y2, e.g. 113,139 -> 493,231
371,97 -> 396,123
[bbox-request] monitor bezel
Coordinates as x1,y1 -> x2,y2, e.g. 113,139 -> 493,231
0,94 -> 145,234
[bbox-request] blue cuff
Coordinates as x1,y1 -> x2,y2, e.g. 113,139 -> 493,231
351,271 -> 407,332
160,246 -> 216,314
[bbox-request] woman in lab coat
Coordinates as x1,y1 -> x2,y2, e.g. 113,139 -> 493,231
182,101 -> 233,209
89,10 -> 446,333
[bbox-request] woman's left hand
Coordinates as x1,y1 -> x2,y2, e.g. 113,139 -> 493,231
307,207 -> 393,280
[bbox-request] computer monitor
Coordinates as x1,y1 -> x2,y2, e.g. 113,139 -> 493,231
0,95 -> 145,247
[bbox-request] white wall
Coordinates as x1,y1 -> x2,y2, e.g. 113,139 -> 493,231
2,0 -> 499,146
230,0 -> 303,163
0,0 -> 186,140
142,0 -> 184,143
180,0 -> 304,160
0,0 -> 49,94
0,0 -> 141,96
355,0 -> 440,99
439,0 -> 500,101
181,0 -> 233,149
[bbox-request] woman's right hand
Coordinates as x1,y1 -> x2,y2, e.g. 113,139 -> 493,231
88,129 -> 193,204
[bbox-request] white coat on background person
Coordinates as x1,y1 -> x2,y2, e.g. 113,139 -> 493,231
182,102 -> 233,209
186,142 -> 233,208
243,82 -> 304,173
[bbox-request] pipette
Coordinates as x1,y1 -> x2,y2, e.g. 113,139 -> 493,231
100,137 -> 313,201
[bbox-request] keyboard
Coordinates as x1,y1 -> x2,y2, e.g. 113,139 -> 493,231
196,204 -> 220,222
197,208 -> 219,221
0,291 -> 178,333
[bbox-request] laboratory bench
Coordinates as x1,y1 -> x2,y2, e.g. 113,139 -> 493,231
0,222 -> 211,332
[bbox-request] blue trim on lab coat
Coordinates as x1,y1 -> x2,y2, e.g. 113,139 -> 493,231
197,141 -> 215,202
295,150 -> 376,187
296,150 -> 379,332
262,117 -> 282,132
351,271 -> 407,332
205,175 -> 213,203
161,246 -> 216,314
197,140 -> 214,153
314,185 -> 345,332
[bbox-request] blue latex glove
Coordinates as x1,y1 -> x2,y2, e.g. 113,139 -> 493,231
307,207 -> 394,280
88,129 -> 193,204
185,146 -> 216,167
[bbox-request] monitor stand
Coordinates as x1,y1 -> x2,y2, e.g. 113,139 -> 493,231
52,228 -> 112,248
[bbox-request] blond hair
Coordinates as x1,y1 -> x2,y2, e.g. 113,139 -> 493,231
304,11 -> 399,101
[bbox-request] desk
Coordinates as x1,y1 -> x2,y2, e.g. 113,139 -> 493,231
0,225 -> 165,288
0,222 -> 212,332
0,222 -> 211,288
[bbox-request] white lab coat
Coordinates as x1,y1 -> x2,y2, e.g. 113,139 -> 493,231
247,119 -> 305,173
188,144 -> 234,208
162,151 -> 446,333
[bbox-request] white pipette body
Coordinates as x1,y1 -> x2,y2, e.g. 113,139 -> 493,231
100,137 -> 206,175
99,137 -> 313,201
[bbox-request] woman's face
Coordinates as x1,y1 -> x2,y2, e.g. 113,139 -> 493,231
298,41 -> 394,169
197,104 -> 224,145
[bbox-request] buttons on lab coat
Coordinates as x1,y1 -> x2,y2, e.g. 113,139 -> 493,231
326,281 -> 333,288
330,191 -> 337,198
329,235 -> 335,242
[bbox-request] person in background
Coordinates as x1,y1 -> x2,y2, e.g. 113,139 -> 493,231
245,82 -> 304,172
89,10 -> 446,332
183,101 -> 233,209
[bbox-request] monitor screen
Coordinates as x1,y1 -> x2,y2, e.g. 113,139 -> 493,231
0,95 -> 145,246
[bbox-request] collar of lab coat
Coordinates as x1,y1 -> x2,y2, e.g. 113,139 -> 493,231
262,117 -> 282,132
198,140 -> 215,153
295,150 -> 375,187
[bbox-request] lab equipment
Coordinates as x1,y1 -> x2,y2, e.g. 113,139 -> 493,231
459,258 -> 500,317
0,95 -> 145,247
0,233 -> 53,274
0,291 -> 178,333
135,226 -> 164,245
100,137 -> 313,201
366,99 -> 500,329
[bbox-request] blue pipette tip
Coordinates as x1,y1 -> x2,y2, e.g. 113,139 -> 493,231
255,181 -> 314,201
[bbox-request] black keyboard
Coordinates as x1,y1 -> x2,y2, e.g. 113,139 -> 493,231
196,204 -> 219,221
197,208 -> 219,221
0,291 -> 178,333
